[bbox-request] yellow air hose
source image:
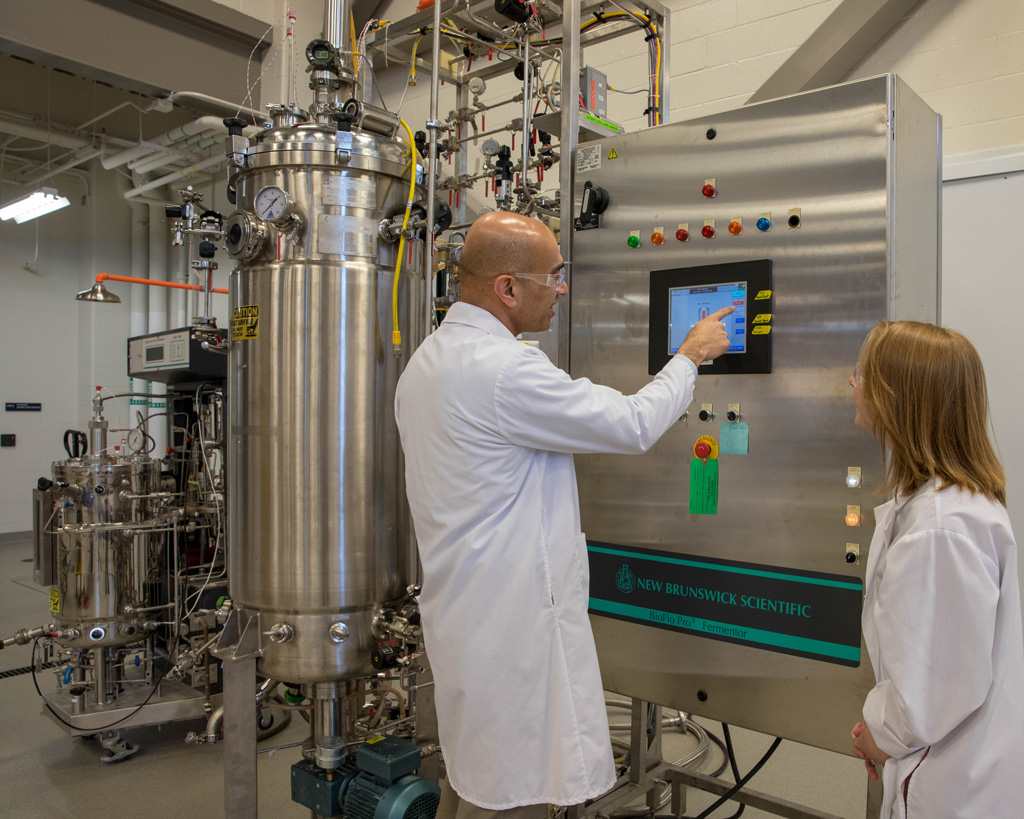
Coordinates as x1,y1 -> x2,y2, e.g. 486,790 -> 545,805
393,119 -> 419,353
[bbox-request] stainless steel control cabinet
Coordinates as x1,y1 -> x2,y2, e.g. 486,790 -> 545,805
570,75 -> 940,754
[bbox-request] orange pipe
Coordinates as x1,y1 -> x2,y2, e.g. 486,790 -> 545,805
96,272 -> 228,295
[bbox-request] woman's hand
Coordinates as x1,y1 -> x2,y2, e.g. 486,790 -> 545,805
852,721 -> 890,781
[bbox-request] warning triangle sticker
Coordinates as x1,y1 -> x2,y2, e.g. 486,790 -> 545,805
608,147 -> 619,159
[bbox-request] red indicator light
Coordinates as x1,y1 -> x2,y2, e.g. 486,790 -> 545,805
728,220 -> 742,235
701,224 -> 715,239
675,228 -> 689,242
702,184 -> 716,198
651,231 -> 664,245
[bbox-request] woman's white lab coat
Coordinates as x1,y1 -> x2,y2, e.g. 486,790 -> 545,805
395,303 -> 697,810
862,479 -> 1024,819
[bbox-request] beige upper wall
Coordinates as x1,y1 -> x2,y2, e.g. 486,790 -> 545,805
627,0 -> 1023,155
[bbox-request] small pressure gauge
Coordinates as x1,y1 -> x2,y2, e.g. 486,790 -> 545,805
255,186 -> 293,224
481,138 -> 501,157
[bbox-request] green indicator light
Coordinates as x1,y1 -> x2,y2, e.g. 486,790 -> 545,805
627,235 -> 641,248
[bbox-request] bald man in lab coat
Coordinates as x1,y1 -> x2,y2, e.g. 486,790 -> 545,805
395,213 -> 733,819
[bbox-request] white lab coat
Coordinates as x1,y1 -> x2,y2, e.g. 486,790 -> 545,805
395,302 -> 696,809
862,479 -> 1024,819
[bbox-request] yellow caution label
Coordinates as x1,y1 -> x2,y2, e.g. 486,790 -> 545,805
231,305 -> 260,341
607,147 -> 619,159
753,313 -> 772,324
49,589 -> 59,614
752,326 -> 772,335
366,736 -> 385,744
755,290 -> 772,300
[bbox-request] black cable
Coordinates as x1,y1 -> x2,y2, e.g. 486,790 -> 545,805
719,724 -> 745,819
32,635 -> 175,734
705,729 -> 729,778
657,725 -> 782,819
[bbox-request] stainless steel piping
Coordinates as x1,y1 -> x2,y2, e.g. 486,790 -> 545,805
521,37 -> 532,207
424,0 -> 443,338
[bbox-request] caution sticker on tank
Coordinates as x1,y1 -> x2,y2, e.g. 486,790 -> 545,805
49,589 -> 59,613
231,305 -> 260,341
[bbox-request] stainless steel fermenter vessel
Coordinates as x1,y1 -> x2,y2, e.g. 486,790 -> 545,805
224,115 -> 426,683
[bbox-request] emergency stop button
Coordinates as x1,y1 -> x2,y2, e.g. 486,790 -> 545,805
695,441 -> 711,459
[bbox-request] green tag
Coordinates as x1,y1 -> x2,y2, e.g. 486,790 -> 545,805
689,458 -> 719,515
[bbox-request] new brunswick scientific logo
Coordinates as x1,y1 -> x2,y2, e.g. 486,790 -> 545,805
615,564 -> 636,594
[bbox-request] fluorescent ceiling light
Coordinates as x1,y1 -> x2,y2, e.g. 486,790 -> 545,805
0,187 -> 71,224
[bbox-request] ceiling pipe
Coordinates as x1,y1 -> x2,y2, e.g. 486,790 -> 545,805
123,155 -> 226,200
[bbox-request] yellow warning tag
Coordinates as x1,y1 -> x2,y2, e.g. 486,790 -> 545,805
752,326 -> 772,335
607,147 -> 619,159
366,736 -> 385,744
753,313 -> 772,324
49,589 -> 59,614
755,290 -> 772,300
231,305 -> 260,341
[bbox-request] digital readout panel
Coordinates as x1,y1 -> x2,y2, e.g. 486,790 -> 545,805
669,281 -> 747,355
649,259 -> 772,375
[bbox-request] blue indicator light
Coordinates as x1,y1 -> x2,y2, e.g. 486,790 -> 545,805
756,217 -> 771,232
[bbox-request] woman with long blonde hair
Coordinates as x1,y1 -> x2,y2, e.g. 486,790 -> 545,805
849,320 -> 1024,818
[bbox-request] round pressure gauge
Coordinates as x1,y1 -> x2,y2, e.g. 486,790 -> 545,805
481,138 -> 501,157
254,186 -> 293,223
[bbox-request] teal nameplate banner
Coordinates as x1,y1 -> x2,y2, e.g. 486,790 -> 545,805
588,541 -> 863,667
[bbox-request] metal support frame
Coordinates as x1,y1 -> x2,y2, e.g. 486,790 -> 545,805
567,699 -> 877,819
222,654 -> 259,819
363,0 -> 670,357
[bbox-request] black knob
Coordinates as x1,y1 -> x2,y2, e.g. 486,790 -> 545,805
433,200 -> 453,236
165,206 -> 182,218
697,689 -> 708,702
199,241 -> 217,259
845,551 -> 858,564
371,645 -> 400,670
698,410 -> 711,422
706,128 -> 717,140
788,213 -> 801,228
332,112 -> 355,133
222,117 -> 248,137
726,411 -> 738,422
37,477 -> 53,491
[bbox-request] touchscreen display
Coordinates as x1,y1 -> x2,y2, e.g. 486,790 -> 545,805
668,281 -> 747,355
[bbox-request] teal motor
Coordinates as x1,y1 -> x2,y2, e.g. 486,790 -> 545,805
292,735 -> 440,819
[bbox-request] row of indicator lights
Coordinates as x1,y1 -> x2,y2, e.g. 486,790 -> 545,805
628,210 -> 801,248
845,467 -> 863,563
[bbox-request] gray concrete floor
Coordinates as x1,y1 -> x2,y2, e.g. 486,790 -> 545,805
0,534 -> 870,819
